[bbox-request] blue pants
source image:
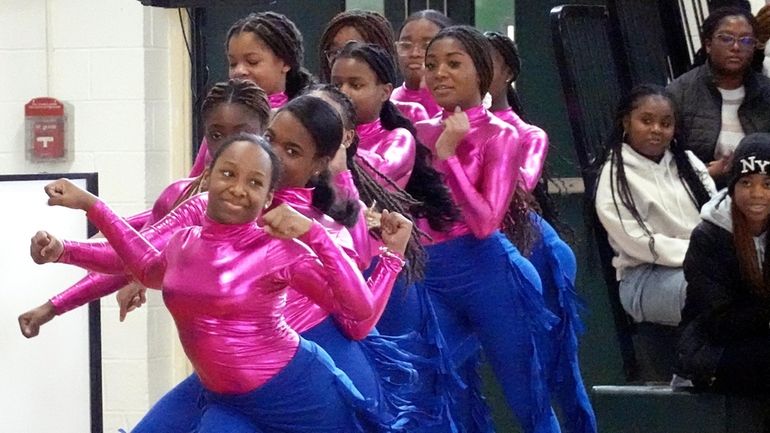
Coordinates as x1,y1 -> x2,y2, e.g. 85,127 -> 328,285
198,338 -> 375,433
528,214 -> 596,433
418,231 -> 559,433
132,322 -> 385,433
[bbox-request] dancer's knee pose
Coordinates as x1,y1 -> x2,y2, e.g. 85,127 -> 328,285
415,25 -> 559,433
22,95 -> 424,432
23,135 -> 384,432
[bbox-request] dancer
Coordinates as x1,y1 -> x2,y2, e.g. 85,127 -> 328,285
190,11 -> 314,176
392,9 -> 452,118
415,25 -> 559,433
485,30 -> 597,433
22,135 -> 385,433
318,9 -> 429,124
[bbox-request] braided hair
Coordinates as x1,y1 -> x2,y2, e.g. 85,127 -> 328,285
226,12 -> 315,99
307,83 -> 427,283
174,79 -> 271,209
592,84 -> 713,259
427,25 -> 494,98
398,9 -> 453,36
318,10 -> 397,83
335,41 -> 460,231
276,95 -> 360,227
484,31 -> 526,118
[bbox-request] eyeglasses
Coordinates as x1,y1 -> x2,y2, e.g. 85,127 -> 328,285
395,40 -> 430,55
325,48 -> 342,64
713,33 -> 758,50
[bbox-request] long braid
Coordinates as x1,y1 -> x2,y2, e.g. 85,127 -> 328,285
173,79 -> 270,209
319,10 -> 397,82
278,95 -> 360,227
307,83 -> 427,283
592,84 -> 714,260
335,42 -> 460,231
484,31 -> 527,119
226,12 -> 315,99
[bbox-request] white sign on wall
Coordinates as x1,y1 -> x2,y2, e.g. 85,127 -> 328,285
0,173 -> 101,433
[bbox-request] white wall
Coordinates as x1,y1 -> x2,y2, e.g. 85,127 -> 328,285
0,1 -> 189,431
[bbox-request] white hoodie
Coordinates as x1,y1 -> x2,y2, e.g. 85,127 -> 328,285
596,143 -> 717,279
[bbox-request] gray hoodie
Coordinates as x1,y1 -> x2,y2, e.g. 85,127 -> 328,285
700,189 -> 766,267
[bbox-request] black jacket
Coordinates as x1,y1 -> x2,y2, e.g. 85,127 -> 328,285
666,63 -> 770,165
677,200 -> 770,387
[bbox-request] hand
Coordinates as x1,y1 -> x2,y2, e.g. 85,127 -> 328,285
379,209 -> 412,255
44,178 -> 98,210
262,204 -> 313,239
117,283 -> 147,322
30,231 -> 63,264
707,153 -> 733,178
435,106 -> 469,160
18,301 -> 57,338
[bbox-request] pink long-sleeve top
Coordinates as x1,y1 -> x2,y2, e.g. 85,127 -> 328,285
415,105 -> 524,244
85,199 -> 372,394
492,108 -> 549,192
393,100 -> 429,125
355,118 -> 416,190
150,177 -> 197,223
54,188 -> 403,340
188,92 -> 288,177
391,84 -> 442,118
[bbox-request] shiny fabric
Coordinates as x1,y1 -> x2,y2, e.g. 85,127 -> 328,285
356,118 -> 417,190
188,92 -> 288,177
56,188 -> 404,341
393,100 -> 429,125
414,104 -> 524,244
198,338 -> 383,433
391,84 -> 442,118
85,199 -> 373,394
492,108 -> 549,192
150,177 -> 196,224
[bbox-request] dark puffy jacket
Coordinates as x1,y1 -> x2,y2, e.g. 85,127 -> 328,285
666,63 -> 770,165
676,219 -> 770,388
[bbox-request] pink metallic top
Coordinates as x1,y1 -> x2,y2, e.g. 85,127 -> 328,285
391,84 -> 442,118
415,105 -> 524,244
355,118 -> 416,190
393,100 -> 429,125
150,178 -> 196,223
84,199 -> 373,394
492,108 -> 549,192
188,92 -> 288,177
53,189 -> 403,341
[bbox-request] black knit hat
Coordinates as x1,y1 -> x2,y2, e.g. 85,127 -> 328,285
728,133 -> 770,194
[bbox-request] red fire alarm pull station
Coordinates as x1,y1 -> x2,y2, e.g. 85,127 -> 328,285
25,97 -> 66,161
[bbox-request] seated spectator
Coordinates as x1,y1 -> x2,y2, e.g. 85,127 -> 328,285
677,133 -> 770,393
667,7 -> 770,184
595,84 -> 716,326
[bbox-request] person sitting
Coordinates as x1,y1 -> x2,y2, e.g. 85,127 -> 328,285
595,84 -> 716,327
677,133 -> 770,394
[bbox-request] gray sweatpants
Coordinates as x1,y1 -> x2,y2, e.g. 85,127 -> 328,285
619,264 -> 686,326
